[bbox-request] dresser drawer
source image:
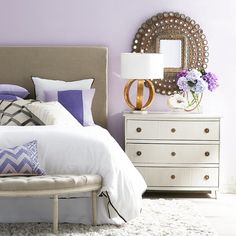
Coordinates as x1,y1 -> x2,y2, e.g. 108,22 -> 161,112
126,120 -> 158,139
126,120 -> 220,140
158,121 -> 219,140
137,167 -> 219,187
126,144 -> 219,164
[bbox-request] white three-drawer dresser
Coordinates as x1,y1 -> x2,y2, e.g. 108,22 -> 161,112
124,112 -> 221,196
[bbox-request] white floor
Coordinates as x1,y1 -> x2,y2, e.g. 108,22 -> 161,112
144,192 -> 236,236
192,193 -> 236,236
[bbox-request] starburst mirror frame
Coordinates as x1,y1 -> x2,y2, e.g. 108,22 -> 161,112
132,12 -> 209,95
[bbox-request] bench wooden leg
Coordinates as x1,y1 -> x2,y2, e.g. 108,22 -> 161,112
53,195 -> 58,235
91,191 -> 97,226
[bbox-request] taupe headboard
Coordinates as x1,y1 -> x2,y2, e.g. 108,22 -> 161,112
0,47 -> 108,127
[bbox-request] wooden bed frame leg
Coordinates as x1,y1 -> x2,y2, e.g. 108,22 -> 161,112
53,195 -> 59,235
92,191 -> 97,226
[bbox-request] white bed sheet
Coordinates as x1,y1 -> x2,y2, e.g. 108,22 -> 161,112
0,125 -> 146,224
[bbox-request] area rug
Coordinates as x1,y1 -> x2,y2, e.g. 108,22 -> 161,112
0,199 -> 217,236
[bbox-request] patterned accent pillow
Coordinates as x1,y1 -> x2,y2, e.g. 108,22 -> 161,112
45,89 -> 95,126
0,99 -> 44,126
0,140 -> 45,176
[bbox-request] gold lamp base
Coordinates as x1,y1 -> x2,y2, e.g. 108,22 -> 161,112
124,79 -> 155,111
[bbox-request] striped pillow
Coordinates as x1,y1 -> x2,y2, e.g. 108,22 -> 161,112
0,99 -> 44,126
44,89 -> 95,126
0,140 -> 45,176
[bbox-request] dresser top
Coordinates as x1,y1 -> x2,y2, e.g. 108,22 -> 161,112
123,111 -> 221,120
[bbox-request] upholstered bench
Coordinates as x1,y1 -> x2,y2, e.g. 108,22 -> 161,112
0,175 -> 102,235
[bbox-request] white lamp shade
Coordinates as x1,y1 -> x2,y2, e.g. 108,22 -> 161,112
121,53 -> 164,80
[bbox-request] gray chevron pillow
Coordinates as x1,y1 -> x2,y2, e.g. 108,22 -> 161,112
0,99 -> 44,126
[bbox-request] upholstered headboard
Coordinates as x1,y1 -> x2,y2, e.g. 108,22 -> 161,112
0,47 -> 108,127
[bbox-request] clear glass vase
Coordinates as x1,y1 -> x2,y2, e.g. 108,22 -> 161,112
184,91 -> 203,112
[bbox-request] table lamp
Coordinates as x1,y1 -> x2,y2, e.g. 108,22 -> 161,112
121,53 -> 163,112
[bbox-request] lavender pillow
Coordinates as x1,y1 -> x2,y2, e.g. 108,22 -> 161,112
0,84 -> 29,98
0,94 -> 21,100
0,140 -> 45,176
45,89 -> 95,126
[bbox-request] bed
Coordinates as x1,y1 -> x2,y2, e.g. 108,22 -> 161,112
0,47 -> 146,224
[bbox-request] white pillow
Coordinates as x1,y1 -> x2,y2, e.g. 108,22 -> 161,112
32,77 -> 94,101
26,101 -> 81,127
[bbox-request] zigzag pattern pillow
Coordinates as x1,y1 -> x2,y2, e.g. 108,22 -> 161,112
0,140 -> 45,176
0,99 -> 44,126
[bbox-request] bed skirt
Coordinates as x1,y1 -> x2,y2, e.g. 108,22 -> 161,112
0,196 -> 116,224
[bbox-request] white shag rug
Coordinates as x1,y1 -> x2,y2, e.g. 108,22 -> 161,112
0,199 -> 217,236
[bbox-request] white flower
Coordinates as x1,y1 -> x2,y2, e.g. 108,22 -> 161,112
167,94 -> 188,109
191,78 -> 208,93
186,69 -> 202,82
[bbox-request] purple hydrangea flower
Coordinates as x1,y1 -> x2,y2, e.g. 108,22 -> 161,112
203,72 -> 219,92
177,70 -> 188,79
176,69 -> 218,94
177,77 -> 188,92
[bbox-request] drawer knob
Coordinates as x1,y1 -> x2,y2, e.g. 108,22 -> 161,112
205,151 -> 210,157
136,151 -> 142,156
136,127 -> 142,133
171,152 -> 176,157
204,128 -> 210,133
204,175 -> 210,180
171,128 -> 176,133
171,175 -> 176,179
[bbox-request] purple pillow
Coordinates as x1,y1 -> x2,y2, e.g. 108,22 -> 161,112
0,84 -> 29,98
45,89 -> 95,126
0,140 -> 45,176
0,94 -> 21,100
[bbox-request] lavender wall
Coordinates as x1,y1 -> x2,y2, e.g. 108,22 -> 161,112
0,0 -> 235,191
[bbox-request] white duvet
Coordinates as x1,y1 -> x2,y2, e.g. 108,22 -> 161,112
0,125 -> 146,223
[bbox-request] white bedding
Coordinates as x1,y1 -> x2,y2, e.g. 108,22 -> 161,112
0,125 -> 146,224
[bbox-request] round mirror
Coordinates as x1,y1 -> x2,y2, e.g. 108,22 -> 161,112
132,12 -> 209,95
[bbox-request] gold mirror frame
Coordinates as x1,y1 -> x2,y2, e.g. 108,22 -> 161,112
132,12 -> 209,95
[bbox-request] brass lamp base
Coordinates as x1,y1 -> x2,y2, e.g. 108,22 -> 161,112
124,79 -> 155,111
